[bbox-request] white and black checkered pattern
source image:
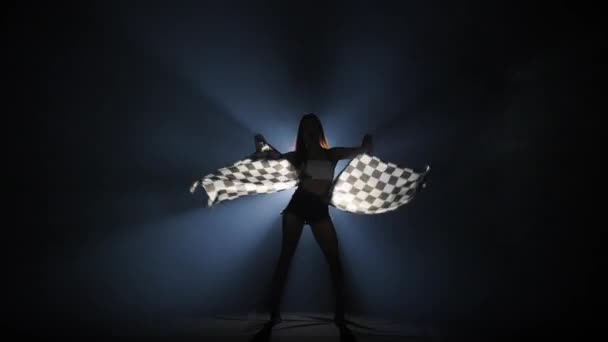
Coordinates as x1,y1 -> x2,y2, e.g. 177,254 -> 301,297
329,153 -> 429,214
192,136 -> 429,213
196,144 -> 299,207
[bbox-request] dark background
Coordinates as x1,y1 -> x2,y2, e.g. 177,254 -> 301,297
9,0 -> 598,340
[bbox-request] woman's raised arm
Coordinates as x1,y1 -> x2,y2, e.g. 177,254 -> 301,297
252,133 -> 297,164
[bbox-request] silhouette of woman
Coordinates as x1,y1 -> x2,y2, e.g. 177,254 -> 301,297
257,113 -> 372,327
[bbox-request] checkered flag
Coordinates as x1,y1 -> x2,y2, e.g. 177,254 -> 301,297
329,153 -> 430,214
190,136 -> 299,207
191,135 -> 429,213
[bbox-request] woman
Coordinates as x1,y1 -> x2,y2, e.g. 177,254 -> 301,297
258,113 -> 372,327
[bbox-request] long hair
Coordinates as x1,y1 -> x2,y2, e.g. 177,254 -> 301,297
294,113 -> 329,170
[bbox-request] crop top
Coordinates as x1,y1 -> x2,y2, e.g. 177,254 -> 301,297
300,159 -> 334,180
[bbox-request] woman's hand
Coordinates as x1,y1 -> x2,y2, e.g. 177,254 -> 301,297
190,180 -> 200,193
254,134 -> 268,150
362,134 -> 373,154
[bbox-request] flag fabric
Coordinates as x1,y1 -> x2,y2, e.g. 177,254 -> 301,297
329,153 -> 429,214
194,156 -> 299,207
191,136 -> 429,214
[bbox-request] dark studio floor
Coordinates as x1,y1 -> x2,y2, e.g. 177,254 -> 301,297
31,312 -> 439,342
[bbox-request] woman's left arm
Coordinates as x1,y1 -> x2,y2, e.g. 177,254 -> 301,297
329,134 -> 372,161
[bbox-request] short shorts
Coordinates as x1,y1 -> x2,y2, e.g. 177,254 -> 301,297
280,187 -> 331,225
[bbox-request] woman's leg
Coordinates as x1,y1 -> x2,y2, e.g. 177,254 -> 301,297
268,211 -> 305,322
310,217 -> 346,324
